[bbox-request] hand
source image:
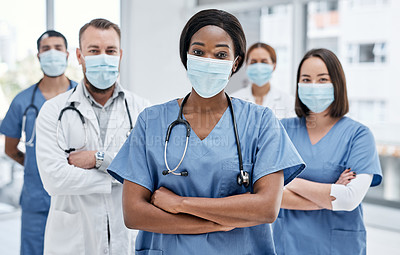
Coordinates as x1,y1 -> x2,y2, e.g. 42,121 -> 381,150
335,168 -> 356,185
68,150 -> 96,169
151,187 -> 183,214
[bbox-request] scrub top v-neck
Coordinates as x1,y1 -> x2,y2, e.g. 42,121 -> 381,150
272,116 -> 382,255
108,98 -> 305,255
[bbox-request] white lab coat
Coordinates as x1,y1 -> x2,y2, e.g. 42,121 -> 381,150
231,84 -> 296,119
36,81 -> 150,255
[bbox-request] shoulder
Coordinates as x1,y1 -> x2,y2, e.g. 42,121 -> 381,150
40,89 -> 73,114
11,84 -> 37,104
280,117 -> 301,129
338,117 -> 374,140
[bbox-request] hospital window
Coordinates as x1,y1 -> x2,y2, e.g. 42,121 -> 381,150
349,99 -> 387,124
348,0 -> 389,9
347,42 -> 386,64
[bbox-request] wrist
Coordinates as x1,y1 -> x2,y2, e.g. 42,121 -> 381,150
95,151 -> 105,168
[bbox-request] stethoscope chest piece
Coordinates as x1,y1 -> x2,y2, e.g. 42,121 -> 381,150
237,170 -> 250,187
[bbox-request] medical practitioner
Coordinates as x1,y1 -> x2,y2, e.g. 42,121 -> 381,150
36,19 -> 149,254
272,48 -> 382,255
107,9 -> 305,255
0,30 -> 76,255
231,42 -> 295,119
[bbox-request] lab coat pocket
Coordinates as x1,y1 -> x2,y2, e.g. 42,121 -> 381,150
136,249 -> 163,255
219,161 -> 253,197
330,229 -> 366,255
45,210 -> 85,254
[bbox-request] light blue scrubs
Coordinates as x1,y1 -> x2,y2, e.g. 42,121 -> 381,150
0,80 -> 77,255
108,98 -> 305,255
272,117 -> 382,255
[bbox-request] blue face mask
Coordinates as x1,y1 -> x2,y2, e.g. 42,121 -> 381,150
298,83 -> 334,113
246,63 -> 274,87
39,49 -> 68,77
187,54 -> 235,98
84,54 -> 120,90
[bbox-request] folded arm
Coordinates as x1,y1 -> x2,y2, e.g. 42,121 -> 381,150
36,102 -> 111,196
122,180 -> 234,234
151,171 -> 284,228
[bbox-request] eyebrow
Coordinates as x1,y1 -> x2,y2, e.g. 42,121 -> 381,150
190,42 -> 230,48
301,73 -> 329,76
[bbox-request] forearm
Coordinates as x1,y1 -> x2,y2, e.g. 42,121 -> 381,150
5,137 -> 24,165
281,189 -> 322,210
125,200 -> 231,234
178,193 -> 277,227
5,149 -> 24,166
176,172 -> 284,227
286,178 -> 333,209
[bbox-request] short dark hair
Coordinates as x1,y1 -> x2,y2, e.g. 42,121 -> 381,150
37,30 -> 68,51
246,42 -> 277,64
179,9 -> 246,75
79,18 -> 121,47
295,48 -> 349,118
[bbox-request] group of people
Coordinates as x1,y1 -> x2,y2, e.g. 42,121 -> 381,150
0,8 -> 382,255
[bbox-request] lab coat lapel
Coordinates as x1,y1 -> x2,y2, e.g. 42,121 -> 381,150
103,97 -> 127,150
67,82 -> 100,137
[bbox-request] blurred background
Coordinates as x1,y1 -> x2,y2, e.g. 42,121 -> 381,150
0,0 -> 399,254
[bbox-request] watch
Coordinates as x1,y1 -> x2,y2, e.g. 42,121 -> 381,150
95,151 -> 105,168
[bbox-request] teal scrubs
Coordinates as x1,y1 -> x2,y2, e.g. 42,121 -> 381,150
108,98 -> 305,255
0,80 -> 77,255
272,117 -> 382,255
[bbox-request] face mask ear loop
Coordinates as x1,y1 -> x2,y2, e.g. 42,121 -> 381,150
229,56 -> 239,78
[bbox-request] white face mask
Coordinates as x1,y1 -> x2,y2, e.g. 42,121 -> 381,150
298,83 -> 334,113
186,54 -> 236,98
39,49 -> 68,77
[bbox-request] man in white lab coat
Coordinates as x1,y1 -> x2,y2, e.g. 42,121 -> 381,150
36,18 -> 150,254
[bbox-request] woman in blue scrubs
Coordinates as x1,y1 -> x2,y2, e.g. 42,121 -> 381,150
108,9 -> 305,255
272,48 -> 382,255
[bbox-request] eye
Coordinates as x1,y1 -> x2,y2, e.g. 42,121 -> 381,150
106,50 -> 118,55
301,78 -> 311,83
216,51 -> 228,59
319,77 -> 330,83
89,50 -> 98,54
192,49 -> 203,56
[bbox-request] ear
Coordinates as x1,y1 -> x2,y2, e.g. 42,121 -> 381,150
119,49 -> 123,61
66,51 -> 69,59
273,63 -> 277,71
76,48 -> 83,65
232,56 -> 241,73
37,52 -> 40,61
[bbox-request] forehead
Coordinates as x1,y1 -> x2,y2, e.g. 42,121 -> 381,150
39,36 -> 65,48
80,26 -> 120,48
301,57 -> 329,74
190,25 -> 233,47
248,47 -> 271,59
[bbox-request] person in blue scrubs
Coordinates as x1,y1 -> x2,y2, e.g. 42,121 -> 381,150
107,9 -> 305,255
0,30 -> 77,255
272,48 -> 382,255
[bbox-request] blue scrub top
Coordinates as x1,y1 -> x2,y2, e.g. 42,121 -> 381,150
272,117 -> 382,255
0,80 -> 77,212
108,98 -> 305,255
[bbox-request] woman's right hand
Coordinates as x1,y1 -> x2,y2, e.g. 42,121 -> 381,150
335,168 -> 356,185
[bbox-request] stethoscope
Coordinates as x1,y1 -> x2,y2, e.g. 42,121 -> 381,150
56,86 -> 133,153
21,81 -> 73,147
162,93 -> 250,187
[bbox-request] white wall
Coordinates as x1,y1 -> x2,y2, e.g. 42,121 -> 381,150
120,0 -> 196,105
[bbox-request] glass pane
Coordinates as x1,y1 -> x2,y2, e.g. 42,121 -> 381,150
54,0 -> 120,82
359,43 -> 375,63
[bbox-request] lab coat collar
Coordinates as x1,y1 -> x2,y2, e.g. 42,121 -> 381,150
247,83 -> 282,101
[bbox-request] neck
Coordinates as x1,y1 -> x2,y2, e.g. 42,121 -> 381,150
305,110 -> 339,130
251,82 -> 270,97
85,82 -> 115,106
39,75 -> 69,92
183,89 -> 228,114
